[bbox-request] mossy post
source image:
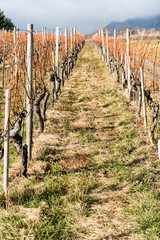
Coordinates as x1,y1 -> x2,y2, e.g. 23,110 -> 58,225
26,24 -> 33,160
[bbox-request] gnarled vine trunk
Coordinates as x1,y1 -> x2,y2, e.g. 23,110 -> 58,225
9,112 -> 28,177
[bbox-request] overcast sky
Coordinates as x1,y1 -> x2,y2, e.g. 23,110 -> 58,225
1,0 -> 160,33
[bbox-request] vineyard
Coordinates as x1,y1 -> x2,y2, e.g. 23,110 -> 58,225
0,25 -> 85,190
0,25 -> 160,240
92,29 -> 160,146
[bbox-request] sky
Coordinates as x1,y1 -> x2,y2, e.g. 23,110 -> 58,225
1,0 -> 160,34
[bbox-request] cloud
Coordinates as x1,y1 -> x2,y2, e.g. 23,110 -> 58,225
1,0 -> 160,33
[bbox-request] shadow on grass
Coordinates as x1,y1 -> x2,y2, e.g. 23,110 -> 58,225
100,232 -> 131,240
125,157 -> 146,167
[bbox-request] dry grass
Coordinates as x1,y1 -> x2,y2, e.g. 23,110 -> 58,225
0,43 -> 159,240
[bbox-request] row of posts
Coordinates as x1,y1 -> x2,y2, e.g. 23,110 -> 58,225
99,28 -> 160,158
3,24 -> 79,193
98,28 -> 147,131
99,29 -> 130,76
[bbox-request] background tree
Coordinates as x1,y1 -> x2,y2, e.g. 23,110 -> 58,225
0,9 -> 14,30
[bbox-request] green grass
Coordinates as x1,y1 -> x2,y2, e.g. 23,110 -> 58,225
0,42 -> 159,240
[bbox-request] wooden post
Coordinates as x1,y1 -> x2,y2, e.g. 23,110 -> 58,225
2,28 -> 5,88
114,29 -> 117,58
16,28 -> 19,42
42,27 -> 44,44
3,89 -> 10,193
42,27 -> 46,45
125,54 -> 127,80
13,27 -> 17,44
126,28 -> 130,83
121,53 -> 125,88
73,27 -> 76,49
158,140 -> 160,160
51,28 -> 54,42
106,30 -> 109,66
121,53 -> 123,64
140,67 -> 147,129
70,27 -> 73,51
26,24 -> 33,160
126,28 -> 130,60
99,29 -> 101,43
117,51 -> 119,82
55,27 -> 60,91
65,28 -> 68,56
44,27 -> 46,42
101,29 -> 105,61
128,56 -> 131,91
13,27 -> 18,77
65,28 -> 68,80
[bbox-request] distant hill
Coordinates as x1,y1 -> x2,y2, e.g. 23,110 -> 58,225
106,15 -> 160,31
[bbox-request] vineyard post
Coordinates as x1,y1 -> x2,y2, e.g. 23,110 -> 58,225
106,30 -> 109,66
114,29 -> 117,58
42,27 -> 46,45
117,51 -> 119,82
128,56 -> 131,99
98,30 -> 101,54
121,53 -> 123,64
126,28 -> 130,62
125,54 -> 127,83
99,29 -> 101,40
51,28 -> 54,42
73,27 -> 76,49
44,27 -> 46,42
65,28 -> 68,56
14,27 -> 18,77
99,29 -> 101,47
126,28 -> 131,95
65,28 -> 68,80
26,24 -> 33,160
101,29 -> 105,62
55,27 -> 60,93
2,28 -> 5,88
70,27 -> 73,50
158,140 -> 160,160
3,89 -> 10,193
13,27 -> 17,44
121,53 -> 125,89
158,73 -> 160,160
140,67 -> 147,129
42,27 -> 44,43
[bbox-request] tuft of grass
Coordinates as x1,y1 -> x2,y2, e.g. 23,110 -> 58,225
126,191 -> 160,237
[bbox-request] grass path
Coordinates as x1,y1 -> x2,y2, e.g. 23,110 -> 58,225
0,43 -> 160,240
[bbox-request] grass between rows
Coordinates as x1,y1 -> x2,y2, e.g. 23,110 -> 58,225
0,43 -> 160,240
